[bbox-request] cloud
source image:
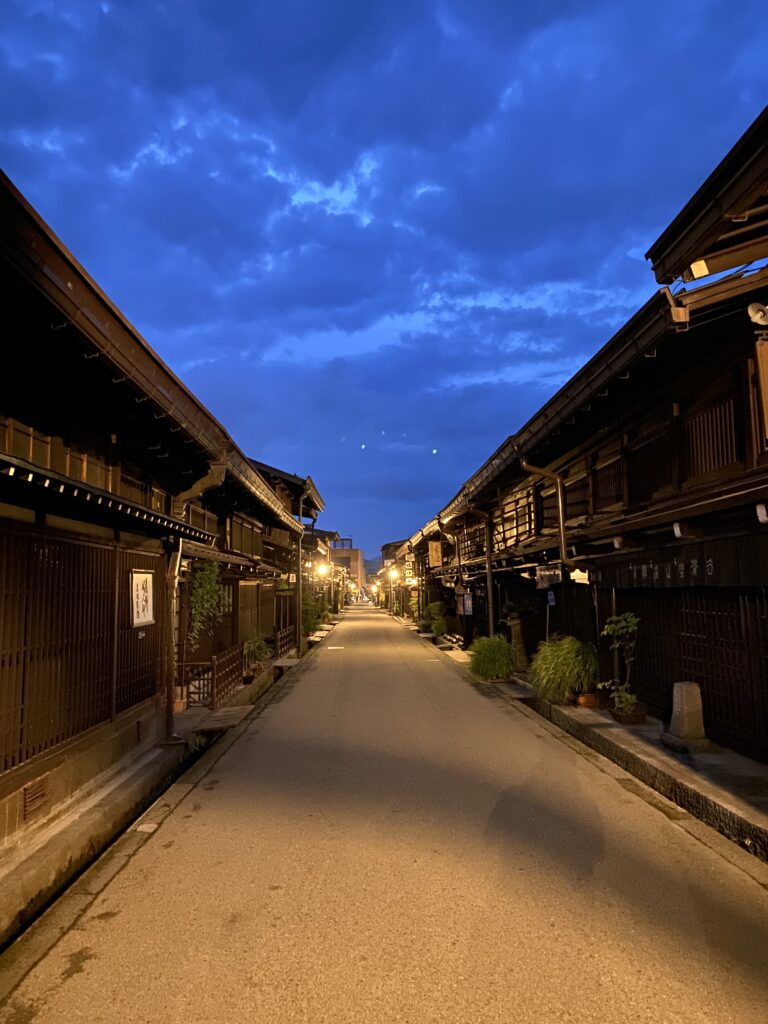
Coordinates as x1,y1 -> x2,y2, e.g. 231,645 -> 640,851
2,0 -> 767,553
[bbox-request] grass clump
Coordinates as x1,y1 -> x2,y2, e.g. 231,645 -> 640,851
529,635 -> 599,704
469,634 -> 516,681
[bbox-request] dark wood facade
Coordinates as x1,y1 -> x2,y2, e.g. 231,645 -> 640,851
0,172 -> 313,843
409,105 -> 768,761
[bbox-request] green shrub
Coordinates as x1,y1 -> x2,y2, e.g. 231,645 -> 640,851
469,635 -> 516,681
302,595 -> 322,636
243,637 -> 272,674
529,635 -> 599,704
599,679 -> 638,713
425,601 -> 447,636
431,615 -> 448,635
187,561 -> 224,652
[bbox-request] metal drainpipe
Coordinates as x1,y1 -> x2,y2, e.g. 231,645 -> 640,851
519,458 -> 577,570
295,492 -> 307,654
466,509 -> 495,637
483,516 -> 495,636
163,538 -> 183,743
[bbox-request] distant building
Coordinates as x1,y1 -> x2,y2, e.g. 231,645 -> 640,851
331,537 -> 366,590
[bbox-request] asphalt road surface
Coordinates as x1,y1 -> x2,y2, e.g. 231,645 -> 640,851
2,607 -> 768,1023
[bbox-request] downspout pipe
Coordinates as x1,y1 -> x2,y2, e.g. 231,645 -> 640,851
296,489 -> 309,654
163,538 -> 183,743
519,457 -> 578,571
465,507 -> 495,638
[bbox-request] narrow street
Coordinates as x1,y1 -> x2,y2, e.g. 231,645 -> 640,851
2,608 -> 767,1024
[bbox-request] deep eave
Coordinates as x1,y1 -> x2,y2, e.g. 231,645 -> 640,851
0,453 -> 216,543
1,171 -> 300,535
247,458 -> 324,517
645,105 -> 768,284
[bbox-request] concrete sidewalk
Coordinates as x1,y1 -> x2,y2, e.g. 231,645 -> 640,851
402,617 -> 768,865
0,658 -> 305,948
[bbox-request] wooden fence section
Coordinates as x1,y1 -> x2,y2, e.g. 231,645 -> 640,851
210,643 -> 244,710
179,643 -> 244,710
274,626 -> 295,658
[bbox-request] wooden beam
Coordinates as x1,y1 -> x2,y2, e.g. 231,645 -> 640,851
755,340 -> 768,441
613,535 -> 642,551
672,521 -> 703,539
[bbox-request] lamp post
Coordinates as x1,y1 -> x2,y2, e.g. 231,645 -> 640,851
316,561 -> 330,613
370,582 -> 378,606
388,566 -> 399,615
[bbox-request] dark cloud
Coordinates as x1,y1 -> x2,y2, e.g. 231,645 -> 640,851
2,0 -> 767,553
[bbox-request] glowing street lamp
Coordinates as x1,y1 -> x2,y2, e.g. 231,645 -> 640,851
315,560 -> 334,610
388,566 -> 399,614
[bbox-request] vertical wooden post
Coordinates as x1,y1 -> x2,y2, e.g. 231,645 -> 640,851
484,517 -> 494,637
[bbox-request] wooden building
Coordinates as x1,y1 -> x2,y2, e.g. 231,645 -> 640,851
0,173 -> 315,846
409,105 -> 768,760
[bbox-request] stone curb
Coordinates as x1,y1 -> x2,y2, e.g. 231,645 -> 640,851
509,688 -> 768,865
0,744 -> 192,949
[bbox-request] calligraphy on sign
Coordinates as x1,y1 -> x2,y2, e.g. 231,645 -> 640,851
130,570 -> 155,627
428,541 -> 443,568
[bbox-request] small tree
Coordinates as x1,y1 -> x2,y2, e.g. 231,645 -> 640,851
187,561 -> 224,653
302,594 -> 322,636
600,612 -> 641,712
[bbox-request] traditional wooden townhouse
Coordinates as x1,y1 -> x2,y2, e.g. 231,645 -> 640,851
0,172 -> 310,847
408,105 -> 768,760
247,459 -> 324,651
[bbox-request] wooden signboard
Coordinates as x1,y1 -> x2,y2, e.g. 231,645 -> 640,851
428,541 -> 443,567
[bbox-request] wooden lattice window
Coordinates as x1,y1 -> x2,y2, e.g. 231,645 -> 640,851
594,458 -> 623,511
565,476 -> 589,521
683,397 -> 739,478
539,488 -> 559,531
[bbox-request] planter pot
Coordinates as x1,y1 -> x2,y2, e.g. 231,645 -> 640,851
576,693 -> 598,708
609,702 -> 647,725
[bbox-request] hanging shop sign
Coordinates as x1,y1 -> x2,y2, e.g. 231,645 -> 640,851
428,541 -> 443,567
536,565 -> 562,589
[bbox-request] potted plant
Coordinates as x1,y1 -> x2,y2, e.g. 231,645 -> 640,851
599,612 -> 646,723
468,634 -> 516,682
529,634 -> 599,705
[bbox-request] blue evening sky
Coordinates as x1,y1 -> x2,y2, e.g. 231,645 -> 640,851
2,2 -> 766,555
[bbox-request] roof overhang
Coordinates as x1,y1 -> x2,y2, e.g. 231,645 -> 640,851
1,171 -> 300,536
646,106 -> 768,284
0,453 -> 216,542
